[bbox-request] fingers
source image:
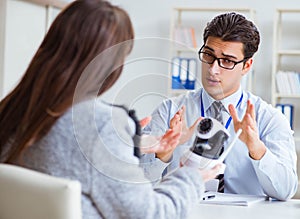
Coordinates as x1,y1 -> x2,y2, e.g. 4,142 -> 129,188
140,130 -> 180,154
170,106 -> 184,128
180,105 -> 186,123
163,129 -> 179,139
139,135 -> 160,154
155,129 -> 181,161
140,116 -> 152,128
228,104 -> 239,127
210,163 -> 222,176
248,100 -> 256,120
245,113 -> 256,131
170,114 -> 180,128
159,130 -> 180,150
228,104 -> 238,121
190,117 -> 202,130
199,164 -> 222,182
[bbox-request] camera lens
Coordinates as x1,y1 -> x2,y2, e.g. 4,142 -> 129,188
198,118 -> 212,134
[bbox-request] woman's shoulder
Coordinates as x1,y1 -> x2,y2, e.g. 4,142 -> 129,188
72,99 -> 129,120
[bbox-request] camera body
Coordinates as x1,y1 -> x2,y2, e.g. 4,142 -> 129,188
180,117 -> 230,173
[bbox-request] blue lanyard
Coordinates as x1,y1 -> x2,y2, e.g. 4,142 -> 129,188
200,91 -> 243,129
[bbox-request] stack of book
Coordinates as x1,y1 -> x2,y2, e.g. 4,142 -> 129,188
276,103 -> 294,129
173,26 -> 197,48
276,71 -> 300,94
171,57 -> 197,90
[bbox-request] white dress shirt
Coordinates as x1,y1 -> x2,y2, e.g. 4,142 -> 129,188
141,87 -> 298,200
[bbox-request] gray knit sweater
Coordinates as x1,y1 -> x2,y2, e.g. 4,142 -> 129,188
9,99 -> 204,219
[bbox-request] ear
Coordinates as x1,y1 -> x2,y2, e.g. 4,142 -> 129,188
242,58 -> 253,76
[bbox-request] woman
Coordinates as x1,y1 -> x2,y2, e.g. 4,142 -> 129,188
0,0 -> 219,218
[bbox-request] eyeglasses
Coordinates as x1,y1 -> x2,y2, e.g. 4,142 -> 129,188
198,46 -> 249,70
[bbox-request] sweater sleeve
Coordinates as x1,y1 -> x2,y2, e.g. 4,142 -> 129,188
87,105 -> 205,219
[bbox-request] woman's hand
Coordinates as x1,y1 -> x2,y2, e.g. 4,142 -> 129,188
199,164 -> 222,182
139,116 -> 152,128
140,115 -> 182,162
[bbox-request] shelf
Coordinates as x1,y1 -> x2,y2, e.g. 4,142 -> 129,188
22,0 -> 68,9
173,7 -> 254,13
272,9 -> 300,172
274,93 -> 300,98
172,48 -> 198,53
277,50 -> 300,56
277,9 -> 300,13
169,89 -> 191,96
271,9 -> 300,106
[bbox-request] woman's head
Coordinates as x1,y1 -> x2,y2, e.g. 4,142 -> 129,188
37,0 -> 134,103
0,0 -> 134,162
203,12 -> 260,58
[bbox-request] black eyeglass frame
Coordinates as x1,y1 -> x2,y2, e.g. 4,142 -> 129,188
198,45 -> 250,70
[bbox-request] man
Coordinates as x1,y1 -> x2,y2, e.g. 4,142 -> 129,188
142,12 -> 298,200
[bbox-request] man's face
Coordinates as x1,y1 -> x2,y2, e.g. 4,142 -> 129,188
201,36 -> 253,100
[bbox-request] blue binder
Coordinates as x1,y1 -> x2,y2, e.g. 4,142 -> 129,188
171,57 -> 197,90
276,103 -> 294,129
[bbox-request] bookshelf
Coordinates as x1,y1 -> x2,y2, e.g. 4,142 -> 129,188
168,7 -> 256,97
271,9 -> 300,143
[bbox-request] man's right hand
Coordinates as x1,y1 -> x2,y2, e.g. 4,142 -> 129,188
170,105 -> 202,145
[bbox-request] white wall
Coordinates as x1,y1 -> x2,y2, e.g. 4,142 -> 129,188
4,1 -> 46,95
104,0 -> 300,160
105,0 -> 300,115
1,0 -> 300,128
0,0 -> 62,99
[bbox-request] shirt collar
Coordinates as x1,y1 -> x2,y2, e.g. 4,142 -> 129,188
202,87 -> 243,114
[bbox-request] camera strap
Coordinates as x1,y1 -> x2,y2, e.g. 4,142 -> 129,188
108,104 -> 141,158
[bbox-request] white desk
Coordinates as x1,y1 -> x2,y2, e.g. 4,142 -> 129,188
189,199 -> 300,219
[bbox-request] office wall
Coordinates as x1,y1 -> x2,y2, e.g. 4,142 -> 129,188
1,0 -> 299,118
0,0 -> 61,99
1,0 -> 300,131
106,0 -> 300,117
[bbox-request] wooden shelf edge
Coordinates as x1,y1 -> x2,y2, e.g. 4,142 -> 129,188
277,8 -> 300,13
21,0 -> 69,9
275,93 -> 300,98
173,7 -> 254,13
278,50 -> 300,56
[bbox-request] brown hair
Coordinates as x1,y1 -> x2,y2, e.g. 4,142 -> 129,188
0,0 -> 134,163
203,12 -> 260,58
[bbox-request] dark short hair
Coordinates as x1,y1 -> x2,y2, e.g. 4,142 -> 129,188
203,12 -> 260,58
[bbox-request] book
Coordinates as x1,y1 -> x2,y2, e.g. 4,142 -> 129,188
171,57 -> 197,90
173,26 -> 197,48
276,103 -> 294,129
200,192 -> 269,206
276,71 -> 300,94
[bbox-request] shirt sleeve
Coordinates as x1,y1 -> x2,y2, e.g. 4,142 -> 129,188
251,104 -> 298,200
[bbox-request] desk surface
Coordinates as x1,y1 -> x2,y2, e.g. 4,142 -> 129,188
189,199 -> 300,219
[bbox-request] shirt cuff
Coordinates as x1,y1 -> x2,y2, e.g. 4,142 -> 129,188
251,148 -> 276,177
